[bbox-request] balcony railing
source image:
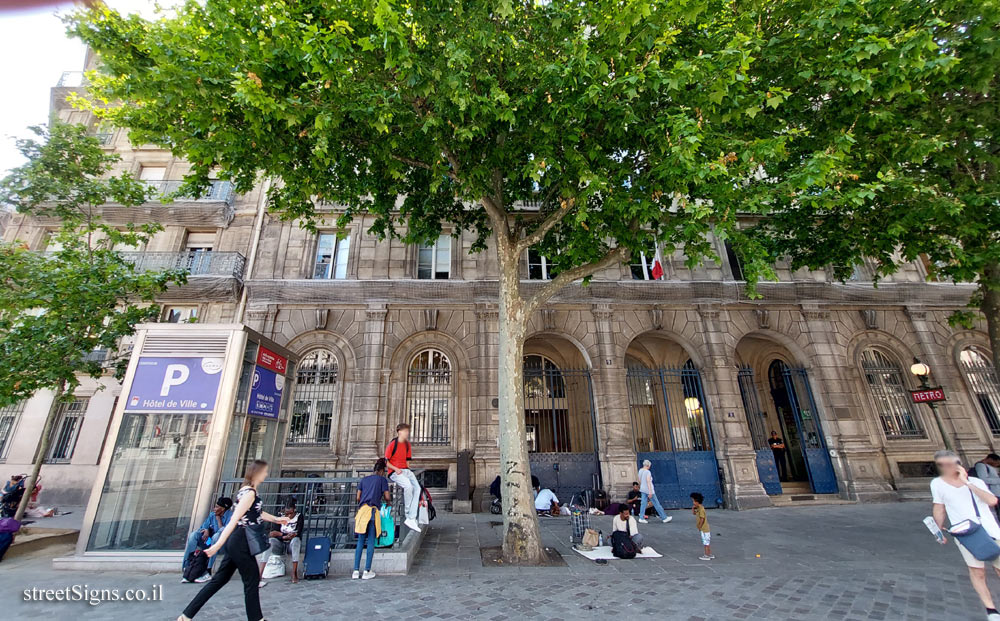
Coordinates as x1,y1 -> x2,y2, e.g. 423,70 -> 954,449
140,180 -> 235,205
56,71 -> 86,87
121,251 -> 246,279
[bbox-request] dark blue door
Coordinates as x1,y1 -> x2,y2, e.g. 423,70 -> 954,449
626,362 -> 722,508
737,367 -> 783,495
782,368 -> 838,495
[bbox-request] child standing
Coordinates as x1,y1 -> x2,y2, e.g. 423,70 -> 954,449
690,492 -> 713,561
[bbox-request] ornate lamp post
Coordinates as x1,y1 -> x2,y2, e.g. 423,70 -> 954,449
910,358 -> 952,451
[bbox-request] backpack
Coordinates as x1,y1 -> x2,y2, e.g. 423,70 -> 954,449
376,504 -> 395,547
183,549 -> 210,582
419,487 -> 436,522
388,438 -> 410,459
610,530 -> 638,559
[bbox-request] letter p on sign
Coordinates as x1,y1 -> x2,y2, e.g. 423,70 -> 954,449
160,363 -> 190,396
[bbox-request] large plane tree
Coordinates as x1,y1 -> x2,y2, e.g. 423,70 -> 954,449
71,0 -> 948,562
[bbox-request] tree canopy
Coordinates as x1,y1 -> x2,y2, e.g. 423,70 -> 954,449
0,123 -> 184,405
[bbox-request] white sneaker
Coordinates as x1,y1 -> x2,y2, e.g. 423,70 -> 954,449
662,516 -> 673,523
404,518 -> 422,532
194,573 -> 211,583
637,519 -> 649,524
351,570 -> 360,580
988,612 -> 1000,621
180,577 -> 191,584
362,570 -> 375,580
258,580 -> 267,588
699,555 -> 712,561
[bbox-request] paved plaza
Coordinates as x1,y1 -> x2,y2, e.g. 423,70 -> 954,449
3,501 -> 994,620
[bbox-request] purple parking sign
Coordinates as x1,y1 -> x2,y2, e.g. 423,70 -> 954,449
124,357 -> 225,413
247,365 -> 284,419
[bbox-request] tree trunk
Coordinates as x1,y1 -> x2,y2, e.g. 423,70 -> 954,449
496,248 -> 546,564
14,382 -> 65,522
982,262 -> 1000,373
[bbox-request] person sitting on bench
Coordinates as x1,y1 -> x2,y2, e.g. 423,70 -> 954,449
385,423 -> 422,533
533,483 -> 560,516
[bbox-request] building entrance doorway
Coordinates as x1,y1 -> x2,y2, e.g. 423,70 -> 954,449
767,360 -> 809,484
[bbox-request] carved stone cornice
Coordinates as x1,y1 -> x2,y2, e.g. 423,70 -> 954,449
905,307 -> 928,322
365,303 -> 388,322
801,309 -> 831,321
474,303 -> 499,321
591,303 -> 614,322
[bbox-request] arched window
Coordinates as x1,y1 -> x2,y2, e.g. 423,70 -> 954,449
406,349 -> 452,444
959,346 -> 1000,437
523,354 -> 565,399
860,347 -> 925,439
289,350 -> 339,445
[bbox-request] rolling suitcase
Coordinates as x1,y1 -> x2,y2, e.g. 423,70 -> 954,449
303,536 -> 331,579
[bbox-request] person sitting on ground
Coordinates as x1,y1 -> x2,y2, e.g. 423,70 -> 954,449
354,457 -> 391,580
612,504 -> 644,551
182,496 -> 233,583
533,484 -> 560,516
626,481 -> 642,517
264,499 -> 303,583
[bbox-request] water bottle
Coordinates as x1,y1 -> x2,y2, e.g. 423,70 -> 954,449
923,516 -> 946,543
598,531 -> 604,547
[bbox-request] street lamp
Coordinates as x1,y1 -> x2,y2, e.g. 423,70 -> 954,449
910,358 -> 952,451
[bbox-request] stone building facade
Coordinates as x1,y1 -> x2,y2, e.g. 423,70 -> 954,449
3,58 -> 1000,511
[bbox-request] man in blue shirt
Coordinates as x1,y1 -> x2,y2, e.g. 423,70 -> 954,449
181,496 -> 233,582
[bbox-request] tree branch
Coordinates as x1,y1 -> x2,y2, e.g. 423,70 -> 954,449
516,197 -> 574,254
524,246 -> 628,316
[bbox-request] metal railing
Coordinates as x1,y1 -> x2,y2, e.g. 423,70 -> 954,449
860,349 -> 926,439
959,347 -> 1000,437
216,477 -> 406,550
121,250 -> 246,279
626,364 -> 713,453
139,180 -> 235,204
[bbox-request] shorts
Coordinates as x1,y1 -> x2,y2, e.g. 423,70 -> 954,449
956,538 -> 1000,569
700,531 -> 711,546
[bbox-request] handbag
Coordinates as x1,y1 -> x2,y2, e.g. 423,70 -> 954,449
950,487 -> 1000,561
581,528 -> 600,549
261,554 -> 285,579
244,523 -> 269,557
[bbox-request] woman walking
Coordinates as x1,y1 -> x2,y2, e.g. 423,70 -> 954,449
178,460 -> 288,621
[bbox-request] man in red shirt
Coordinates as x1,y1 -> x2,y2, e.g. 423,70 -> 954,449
385,423 -> 421,532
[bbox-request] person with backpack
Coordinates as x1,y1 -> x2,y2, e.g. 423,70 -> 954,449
385,423 -> 421,533
354,458 -> 391,580
612,504 -> 644,552
181,496 -> 233,583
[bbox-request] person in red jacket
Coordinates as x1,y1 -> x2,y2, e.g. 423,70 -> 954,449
385,423 -> 421,532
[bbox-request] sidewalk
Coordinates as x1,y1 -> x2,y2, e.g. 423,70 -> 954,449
2,501 -> 989,620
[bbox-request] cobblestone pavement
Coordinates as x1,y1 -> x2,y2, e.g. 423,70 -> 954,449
3,501 -> 996,620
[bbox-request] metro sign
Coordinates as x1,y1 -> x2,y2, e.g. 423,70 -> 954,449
911,387 -> 946,404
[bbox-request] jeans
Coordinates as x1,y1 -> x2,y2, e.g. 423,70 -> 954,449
266,536 -> 301,561
631,533 -> 644,549
183,529 -> 217,570
353,514 -> 376,572
183,527 -> 262,621
638,492 -> 668,521
391,469 -> 421,521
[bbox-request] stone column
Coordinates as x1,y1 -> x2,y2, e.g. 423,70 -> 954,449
472,303 -> 499,510
905,307 -> 990,459
590,303 -> 635,499
698,305 -> 771,509
799,306 -> 894,502
348,303 -> 388,467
